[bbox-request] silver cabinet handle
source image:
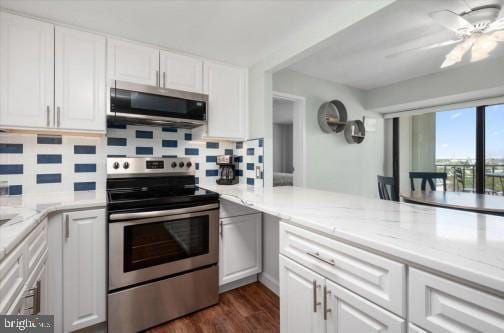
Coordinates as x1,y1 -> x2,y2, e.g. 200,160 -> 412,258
163,71 -> 166,88
323,285 -> 332,320
65,214 -> 69,239
307,251 -> 335,266
219,220 -> 223,239
35,280 -> 41,314
156,70 -> 159,87
46,106 -> 50,127
57,106 -> 61,127
313,280 -> 321,312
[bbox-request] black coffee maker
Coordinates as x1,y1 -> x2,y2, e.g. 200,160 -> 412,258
216,155 -> 239,185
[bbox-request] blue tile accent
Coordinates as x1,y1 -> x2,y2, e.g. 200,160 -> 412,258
162,140 -> 178,148
247,163 -> 254,170
74,181 -> 96,191
258,155 -> 263,163
107,154 -> 127,157
247,148 -> 254,156
185,133 -> 192,141
195,163 -> 200,170
8,185 -> 22,195
237,170 -> 243,177
136,130 -> 153,139
206,169 -> 219,177
206,142 -> 219,149
0,143 -> 23,154
107,122 -> 127,129
195,177 -> 200,184
162,155 -> 177,158
162,127 -> 178,132
74,163 -> 96,173
37,173 -> 61,184
37,154 -> 62,164
235,156 -> 243,163
236,142 -> 243,149
74,145 -> 96,154
0,164 -> 23,175
185,148 -> 199,156
224,149 -> 233,156
107,137 -> 127,146
247,178 -> 255,186
259,138 -> 264,147
206,156 -> 217,163
37,135 -> 62,144
136,147 -> 153,155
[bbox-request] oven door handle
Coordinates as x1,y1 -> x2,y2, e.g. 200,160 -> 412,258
109,203 -> 219,221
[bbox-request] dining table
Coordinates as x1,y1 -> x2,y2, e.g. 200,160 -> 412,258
400,191 -> 504,216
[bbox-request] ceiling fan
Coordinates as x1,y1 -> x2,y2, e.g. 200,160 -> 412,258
389,3 -> 504,68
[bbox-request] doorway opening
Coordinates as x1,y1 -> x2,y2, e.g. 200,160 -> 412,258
272,92 -> 305,187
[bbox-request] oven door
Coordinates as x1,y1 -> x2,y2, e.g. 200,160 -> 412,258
108,204 -> 219,291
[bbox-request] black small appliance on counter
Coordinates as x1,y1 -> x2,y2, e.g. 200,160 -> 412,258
216,155 -> 239,185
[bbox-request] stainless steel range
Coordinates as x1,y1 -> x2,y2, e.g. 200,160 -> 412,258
106,157 -> 219,333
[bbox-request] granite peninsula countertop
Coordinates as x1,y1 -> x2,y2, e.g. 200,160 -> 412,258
200,183 -> 504,294
0,191 -> 106,261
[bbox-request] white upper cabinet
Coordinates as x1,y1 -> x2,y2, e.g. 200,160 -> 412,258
203,61 -> 247,140
160,51 -> 203,93
0,12 -> 54,129
55,27 -> 106,131
108,38 -> 159,86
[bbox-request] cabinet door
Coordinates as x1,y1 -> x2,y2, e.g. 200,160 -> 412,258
160,51 -> 203,92
107,38 -> 159,86
203,61 -> 247,139
0,12 -> 54,128
279,255 -> 325,333
55,27 -> 106,131
219,213 -> 262,285
325,279 -> 404,333
63,209 -> 106,332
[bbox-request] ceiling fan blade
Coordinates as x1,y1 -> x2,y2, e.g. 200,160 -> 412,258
387,39 -> 462,59
491,30 -> 504,42
429,10 -> 474,35
441,37 -> 475,68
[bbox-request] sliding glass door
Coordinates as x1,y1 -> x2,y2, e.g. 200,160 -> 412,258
485,104 -> 504,195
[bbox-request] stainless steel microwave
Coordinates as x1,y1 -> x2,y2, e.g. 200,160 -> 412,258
108,80 -> 208,129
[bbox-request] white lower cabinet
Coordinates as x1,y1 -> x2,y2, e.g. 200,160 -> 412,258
219,213 -> 262,285
280,255 -> 404,333
63,209 -> 106,332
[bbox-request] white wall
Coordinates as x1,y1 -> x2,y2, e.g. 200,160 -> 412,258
365,56 -> 504,114
273,69 -> 385,198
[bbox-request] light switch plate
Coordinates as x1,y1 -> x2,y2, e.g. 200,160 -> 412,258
255,166 -> 262,179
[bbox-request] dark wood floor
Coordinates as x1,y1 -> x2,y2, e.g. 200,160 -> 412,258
146,282 -> 280,333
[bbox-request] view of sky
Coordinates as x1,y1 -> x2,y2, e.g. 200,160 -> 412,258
435,105 -> 504,160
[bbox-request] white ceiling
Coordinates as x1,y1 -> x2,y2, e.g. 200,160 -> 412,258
0,0 -> 347,66
273,99 -> 294,124
289,0 -> 504,90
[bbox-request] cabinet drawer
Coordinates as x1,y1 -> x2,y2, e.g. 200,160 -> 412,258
280,222 -> 405,316
409,268 -> 504,333
26,219 -> 48,273
220,199 -> 258,218
0,241 -> 26,314
408,323 -> 427,333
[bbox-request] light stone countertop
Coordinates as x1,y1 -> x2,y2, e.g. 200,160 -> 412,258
200,183 -> 504,294
0,191 -> 106,261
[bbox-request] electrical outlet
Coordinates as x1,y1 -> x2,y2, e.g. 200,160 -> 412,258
255,166 -> 262,179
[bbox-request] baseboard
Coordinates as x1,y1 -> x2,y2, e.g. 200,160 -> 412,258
219,274 -> 258,293
259,272 -> 279,296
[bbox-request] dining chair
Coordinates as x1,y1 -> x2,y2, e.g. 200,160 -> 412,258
377,175 -> 398,201
409,172 -> 447,192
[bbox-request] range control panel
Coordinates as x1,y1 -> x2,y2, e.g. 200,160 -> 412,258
107,157 -> 194,177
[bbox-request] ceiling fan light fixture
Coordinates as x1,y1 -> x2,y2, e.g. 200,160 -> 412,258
440,37 -> 475,68
470,34 -> 497,62
491,30 -> 504,42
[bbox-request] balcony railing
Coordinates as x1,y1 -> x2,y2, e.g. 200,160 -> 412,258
435,163 -> 504,194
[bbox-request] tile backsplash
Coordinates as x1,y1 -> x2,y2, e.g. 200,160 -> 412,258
0,133 -> 105,195
107,124 -> 264,187
0,125 -> 264,195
